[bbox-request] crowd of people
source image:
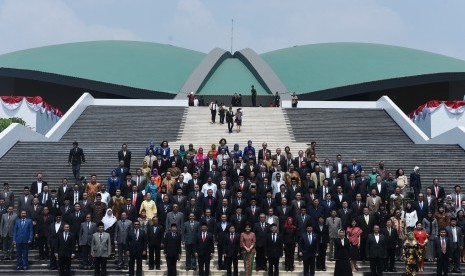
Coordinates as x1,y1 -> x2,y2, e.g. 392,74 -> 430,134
0,139 -> 464,276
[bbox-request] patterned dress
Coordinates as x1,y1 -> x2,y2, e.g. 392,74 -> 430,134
403,240 -> 419,276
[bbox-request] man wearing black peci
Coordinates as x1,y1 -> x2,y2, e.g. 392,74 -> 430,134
55,223 -> 75,276
366,225 -> 387,276
147,216 -> 164,270
266,223 -> 283,276
194,222 -> 214,276
126,220 -> 147,276
223,224 -> 240,276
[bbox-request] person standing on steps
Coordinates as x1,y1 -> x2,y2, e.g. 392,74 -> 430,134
235,108 -> 242,133
226,107 -> 234,133
273,92 -> 281,107
68,141 -> 85,182
218,103 -> 226,124
251,85 -> 257,107
187,91 -> 195,106
13,210 -> 33,270
209,100 -> 218,124
91,222 -> 111,276
291,93 -> 298,108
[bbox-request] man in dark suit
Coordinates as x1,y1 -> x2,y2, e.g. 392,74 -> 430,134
55,223 -> 75,276
122,198 -> 138,222
49,212 -> 64,270
69,203 -> 85,257
215,214 -> 230,270
194,222 -> 215,276
266,224 -> 283,276
358,207 -> 376,261
230,207 -> 246,234
258,143 -> 271,162
414,193 -> 429,222
253,214 -> 270,271
126,221 -> 147,276
446,217 -> 463,273
314,216 -> 329,271
337,201 -> 353,231
127,185 -> 143,212
57,178 -> 73,206
38,184 -> 50,206
223,224 -> 240,276
381,220 -> 398,272
118,143 -> 132,171
79,214 -> 96,270
430,178 -> 445,205
147,216 -> 164,270
31,173 -> 47,197
37,206 -> 53,260
351,193 -> 366,217
366,225 -> 387,276
68,141 -> 85,181
203,153 -> 218,173
435,228 -> 450,276
163,223 -> 182,276
299,224 -> 319,276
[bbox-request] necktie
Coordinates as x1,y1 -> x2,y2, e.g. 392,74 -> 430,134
351,181 -> 354,189
88,222 -> 90,230
173,232 -> 175,238
65,233 -> 68,241
262,223 -> 265,230
191,222 -> 194,230
273,233 -> 276,243
133,193 -> 136,206
365,216 -> 369,225
100,233 -> 102,242
202,232 -> 206,242
252,206 -> 255,215
22,219 -> 25,227
231,233 -> 234,243
136,230 -> 139,240
442,238 -> 446,254
308,233 -> 312,244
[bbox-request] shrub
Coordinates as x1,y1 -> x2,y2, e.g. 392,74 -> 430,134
0,117 -> 26,133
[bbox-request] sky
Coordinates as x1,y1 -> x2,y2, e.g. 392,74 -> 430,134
0,0 -> 465,60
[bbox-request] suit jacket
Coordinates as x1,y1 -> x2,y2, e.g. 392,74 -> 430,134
13,218 -> 33,243
366,196 -> 382,215
413,200 -> 429,221
171,195 -> 188,213
194,231 -> 214,256
326,217 -> 342,238
296,214 -> 312,236
298,232 -> 319,257
203,159 -> 218,173
351,201 -> 366,217
49,221 -> 64,248
27,204 -> 43,221
165,211 -> 184,233
0,191 -> 14,207
371,183 -> 388,202
215,189 -> 232,203
258,149 -> 272,161
366,233 -> 387,258
163,231 -> 182,257
91,232 -> 111,257
222,231 -> 240,257
182,220 -> 199,244
122,204 -> 138,222
381,227 -> 398,250
37,213 -> 54,238
57,231 -> 75,257
357,214 -> 375,237
314,223 -> 330,244
69,211 -> 86,236
230,214 -> 246,233
253,222 -> 270,247
0,213 -> 18,237
17,195 -> 34,214
266,233 -> 283,258
126,191 -> 143,211
348,164 -> 362,175
126,229 -> 147,255
202,196 -> 218,213
114,219 -> 133,244
69,147 -> 85,165
446,225 -> 463,247
57,185 -> 73,205
132,176 -> 147,193
147,224 -> 164,247
79,221 -> 97,245
216,205 -> 232,221
31,181 -> 47,197
118,150 -> 132,169
310,172 -> 325,188
434,236 -> 450,259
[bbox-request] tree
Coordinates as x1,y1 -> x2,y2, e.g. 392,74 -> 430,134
0,117 -> 26,132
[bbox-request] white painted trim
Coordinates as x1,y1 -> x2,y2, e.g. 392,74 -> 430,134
0,123 -> 48,158
283,100 -> 378,109
428,126 -> 465,149
46,93 -> 95,140
93,99 -> 186,106
376,96 -> 430,143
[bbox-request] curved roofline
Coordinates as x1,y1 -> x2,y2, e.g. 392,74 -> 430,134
234,48 -> 288,98
0,68 -> 176,99
297,72 -> 465,100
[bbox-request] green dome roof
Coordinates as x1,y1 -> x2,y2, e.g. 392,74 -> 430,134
0,40 -> 206,94
261,42 -> 465,94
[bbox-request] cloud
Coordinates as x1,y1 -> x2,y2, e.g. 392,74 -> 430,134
0,0 -> 138,54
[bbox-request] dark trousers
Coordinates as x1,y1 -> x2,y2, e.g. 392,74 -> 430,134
252,96 -> 256,107
94,257 -> 107,276
16,242 -> 29,268
227,121 -> 234,133
148,244 -> 161,269
316,242 -> 327,269
185,243 -> 196,269
386,247 -> 396,270
219,114 -> 225,124
2,236 -> 12,257
225,255 -> 238,276
256,245 -> 266,269
117,243 -> 128,266
38,235 -> 49,258
303,255 -> 316,276
81,244 -> 92,266
268,257 -> 280,276
360,235 -> 367,260
369,257 -> 384,276
451,242 -> 460,271
50,246 -> 58,268
58,256 -> 71,276
198,255 -> 211,276
211,110 -> 216,123
217,243 -> 225,268
437,254 -> 449,276
284,242 -> 295,269
72,164 -> 81,180
166,255 -> 178,276
128,253 -> 143,276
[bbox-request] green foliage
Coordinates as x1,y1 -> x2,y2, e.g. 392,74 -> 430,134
0,117 -> 26,133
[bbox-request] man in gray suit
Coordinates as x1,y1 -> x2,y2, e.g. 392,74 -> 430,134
0,206 -> 17,260
132,169 -> 147,193
182,213 -> 199,271
17,186 -> 34,215
325,210 -> 342,260
79,214 -> 96,270
91,222 -> 111,276
165,204 -> 184,234
0,183 -> 14,208
114,212 -> 132,270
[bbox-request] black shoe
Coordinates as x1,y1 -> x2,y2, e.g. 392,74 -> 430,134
115,266 -> 123,270
322,268 -> 326,271
156,266 -> 161,270
149,267 -> 154,270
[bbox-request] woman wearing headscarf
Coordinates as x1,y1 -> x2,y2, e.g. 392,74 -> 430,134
140,160 -> 151,179
444,195 -> 457,219
178,145 -> 187,161
138,209 -> 150,233
434,205 -> 450,230
151,168 -> 162,192
187,144 -> 197,155
232,144 -> 242,160
145,177 -> 159,202
423,210 -> 438,262
208,144 -> 218,159
107,170 -> 120,197
217,138 -> 229,155
282,217 -> 297,271
403,202 -> 418,233
194,147 -> 205,163
102,208 -> 118,257
409,166 -> 421,199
